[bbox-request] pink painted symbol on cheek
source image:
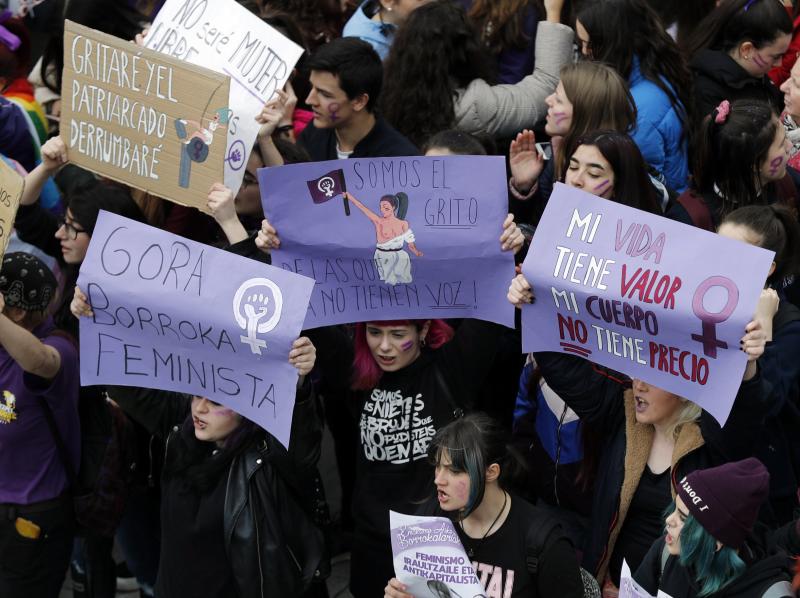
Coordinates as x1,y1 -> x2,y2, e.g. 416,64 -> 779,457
769,155 -> 784,177
593,180 -> 610,193
553,111 -> 568,125
752,54 -> 769,69
453,479 -> 469,503
400,340 -> 414,351
328,102 -> 340,122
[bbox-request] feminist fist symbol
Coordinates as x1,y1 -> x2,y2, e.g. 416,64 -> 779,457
317,177 -> 335,197
233,278 -> 283,355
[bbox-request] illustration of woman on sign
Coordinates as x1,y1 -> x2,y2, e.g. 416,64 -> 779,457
344,191 -> 423,285
176,107 -> 232,147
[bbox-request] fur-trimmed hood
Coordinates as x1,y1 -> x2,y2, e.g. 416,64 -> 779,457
595,389 -> 705,582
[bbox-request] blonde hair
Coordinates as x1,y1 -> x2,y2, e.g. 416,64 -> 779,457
666,399 -> 702,441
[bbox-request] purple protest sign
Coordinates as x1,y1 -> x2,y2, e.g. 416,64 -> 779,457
389,511 -> 484,597
259,156 -> 515,328
520,183 -> 774,426
77,211 -> 315,448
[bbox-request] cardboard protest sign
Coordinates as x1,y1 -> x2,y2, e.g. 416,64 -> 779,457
61,20 -> 230,212
77,211 -> 314,448
520,183 -> 774,426
260,156 -> 516,329
0,158 -> 24,260
145,0 -> 303,191
390,511 -> 485,597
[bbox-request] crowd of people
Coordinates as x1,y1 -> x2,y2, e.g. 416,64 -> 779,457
3,0 -> 800,597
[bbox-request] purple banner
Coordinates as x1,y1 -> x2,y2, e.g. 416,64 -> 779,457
521,183 -> 774,426
77,211 -> 314,448
259,156 -> 515,328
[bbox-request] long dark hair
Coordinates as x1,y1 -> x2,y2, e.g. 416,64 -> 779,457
56,181 -> 147,336
428,413 -> 526,519
577,0 -> 692,128
468,0 -> 544,54
261,0 -> 346,50
381,0 -> 495,148
164,408 -> 263,492
685,0 -> 793,58
692,99 -> 778,216
721,205 -> 800,286
67,181 -> 147,237
562,130 -> 661,214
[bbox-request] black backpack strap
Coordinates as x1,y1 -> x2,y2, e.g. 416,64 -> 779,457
525,514 -> 560,576
433,366 -> 463,420
38,396 -> 77,489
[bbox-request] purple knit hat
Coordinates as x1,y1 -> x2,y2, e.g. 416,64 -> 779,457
676,458 -> 769,549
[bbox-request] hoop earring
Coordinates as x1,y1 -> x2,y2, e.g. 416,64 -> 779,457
420,337 -> 427,347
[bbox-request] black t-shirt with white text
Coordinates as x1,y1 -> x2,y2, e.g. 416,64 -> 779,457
456,495 -> 584,598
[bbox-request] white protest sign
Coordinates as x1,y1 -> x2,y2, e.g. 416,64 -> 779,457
146,0 -> 304,191
619,560 -> 658,598
390,511 -> 486,598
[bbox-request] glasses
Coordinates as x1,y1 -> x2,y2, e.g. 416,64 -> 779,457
57,217 -> 88,240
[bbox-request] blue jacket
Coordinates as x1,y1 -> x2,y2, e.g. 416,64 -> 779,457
629,58 -> 689,193
343,1 -> 393,60
512,357 -> 593,517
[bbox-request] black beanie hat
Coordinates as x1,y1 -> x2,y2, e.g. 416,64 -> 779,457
677,457 -> 769,549
0,252 -> 58,312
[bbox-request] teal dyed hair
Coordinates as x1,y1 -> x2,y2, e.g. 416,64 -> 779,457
428,413 -> 515,519
667,500 -> 747,596
215,108 -> 231,125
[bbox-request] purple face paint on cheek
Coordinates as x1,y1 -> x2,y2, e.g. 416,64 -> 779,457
211,405 -> 236,418
400,340 -> 414,351
328,103 -> 340,122
553,111 -> 568,125
453,479 -> 469,502
752,54 -> 769,69
769,155 -> 784,177
593,180 -> 610,193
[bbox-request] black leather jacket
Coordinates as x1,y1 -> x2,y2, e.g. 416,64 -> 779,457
107,381 -> 324,598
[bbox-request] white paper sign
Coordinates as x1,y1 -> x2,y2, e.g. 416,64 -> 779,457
619,559 -> 657,598
146,0 -> 303,191
390,511 -> 487,598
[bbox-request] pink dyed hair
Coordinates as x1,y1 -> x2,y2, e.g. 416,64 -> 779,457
352,319 -> 454,390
